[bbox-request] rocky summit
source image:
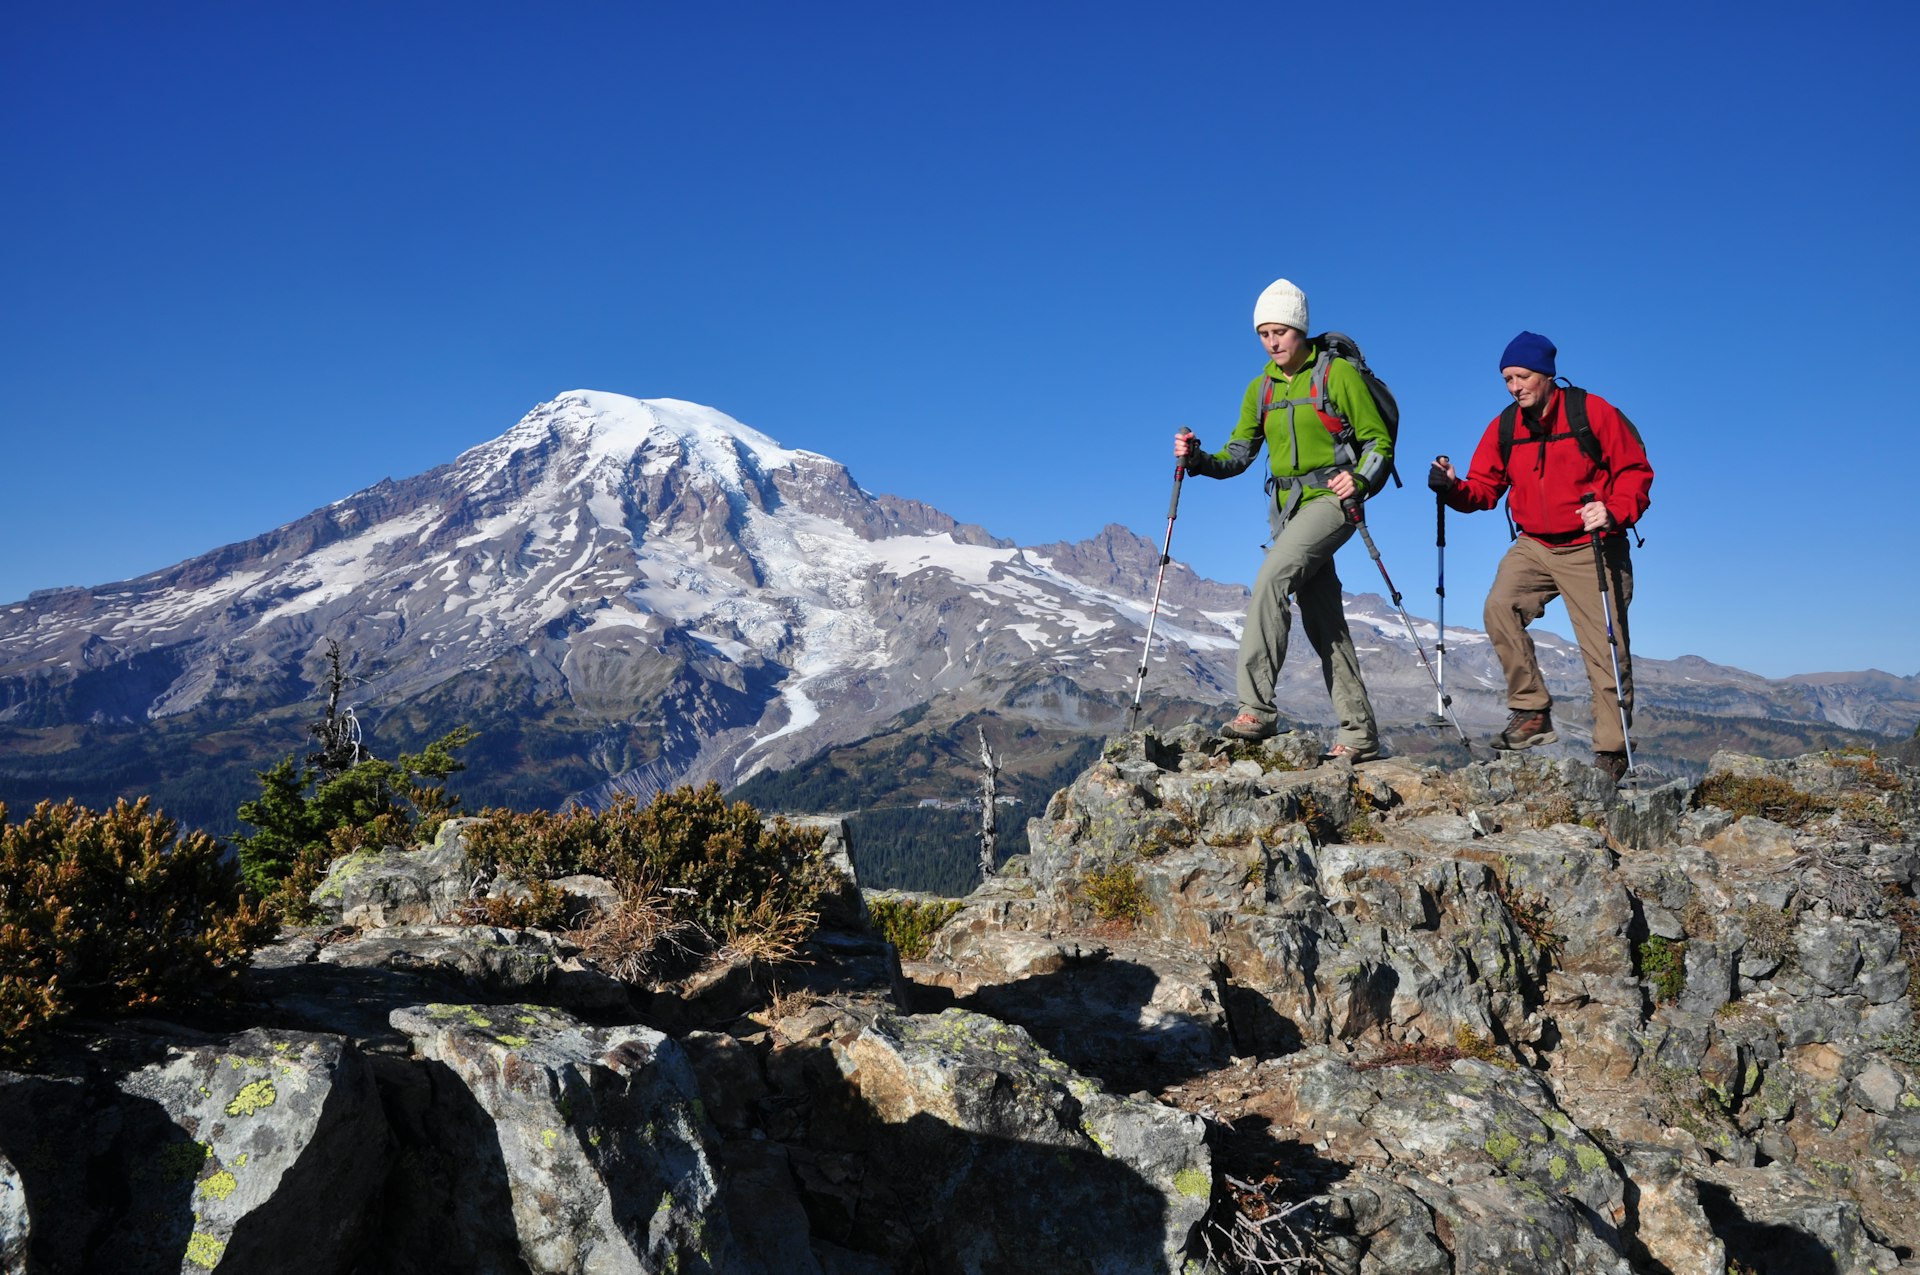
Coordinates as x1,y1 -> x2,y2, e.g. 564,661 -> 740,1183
3,736 -> 1920,1272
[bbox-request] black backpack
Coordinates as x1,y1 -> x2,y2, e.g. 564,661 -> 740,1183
1256,332 -> 1401,490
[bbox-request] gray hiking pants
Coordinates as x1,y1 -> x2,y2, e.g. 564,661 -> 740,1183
1235,494 -> 1378,749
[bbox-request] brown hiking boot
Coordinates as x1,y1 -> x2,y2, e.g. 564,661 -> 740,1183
1490,708 -> 1556,751
1220,711 -> 1277,741
1593,751 -> 1629,783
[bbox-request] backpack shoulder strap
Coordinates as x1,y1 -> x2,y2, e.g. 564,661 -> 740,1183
1310,344 -> 1334,408
1497,403 -> 1520,468
1562,386 -> 1607,471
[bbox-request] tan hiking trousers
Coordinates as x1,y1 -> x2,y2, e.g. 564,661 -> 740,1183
1235,494 -> 1379,750
1485,534 -> 1635,752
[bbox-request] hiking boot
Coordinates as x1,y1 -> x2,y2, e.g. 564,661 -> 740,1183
1319,742 -> 1381,763
1593,750 -> 1629,783
1490,708 -> 1556,751
1221,711 -> 1277,741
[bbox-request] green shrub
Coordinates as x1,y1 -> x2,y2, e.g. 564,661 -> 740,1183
867,897 -> 963,959
1,799 -> 274,1065
463,782 -> 830,944
1084,864 -> 1151,927
1638,935 -> 1687,1003
236,726 -> 475,911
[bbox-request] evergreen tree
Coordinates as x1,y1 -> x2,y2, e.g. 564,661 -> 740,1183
234,640 -> 475,898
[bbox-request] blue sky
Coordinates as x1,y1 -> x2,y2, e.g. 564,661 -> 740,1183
4,1 -> 1916,680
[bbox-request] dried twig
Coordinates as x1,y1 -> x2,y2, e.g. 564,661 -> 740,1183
1198,1172 -> 1330,1273
1785,846 -> 1883,917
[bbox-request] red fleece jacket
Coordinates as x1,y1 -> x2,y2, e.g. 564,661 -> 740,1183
1445,387 -> 1653,542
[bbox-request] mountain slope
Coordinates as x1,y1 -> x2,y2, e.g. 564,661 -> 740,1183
2,391 -> 1912,836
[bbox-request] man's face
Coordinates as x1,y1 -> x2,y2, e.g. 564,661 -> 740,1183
1503,367 -> 1555,412
1259,324 -> 1307,369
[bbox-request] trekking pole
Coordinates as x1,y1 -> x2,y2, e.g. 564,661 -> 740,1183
1340,490 -> 1474,752
1127,450 -> 1187,732
1581,491 -> 1636,775
1429,460 -> 1452,729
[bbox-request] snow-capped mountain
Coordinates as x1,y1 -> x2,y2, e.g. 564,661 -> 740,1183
2,392 -> 1912,825
0,393 -> 1241,802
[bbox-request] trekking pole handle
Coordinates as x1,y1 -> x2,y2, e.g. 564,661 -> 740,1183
1339,470 -> 1364,526
1579,490 -> 1606,538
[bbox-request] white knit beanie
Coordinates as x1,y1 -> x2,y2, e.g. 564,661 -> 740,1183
1252,278 -> 1309,333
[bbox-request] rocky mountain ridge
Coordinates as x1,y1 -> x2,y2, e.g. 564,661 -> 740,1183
1,392 -> 1913,835
4,737 -> 1919,1272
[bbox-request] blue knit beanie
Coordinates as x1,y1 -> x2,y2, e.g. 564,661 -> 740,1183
1499,331 -> 1557,376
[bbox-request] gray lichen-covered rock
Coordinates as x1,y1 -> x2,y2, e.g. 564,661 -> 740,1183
0,1150 -> 26,1275
988,733 -> 1920,1267
783,815 -> 868,931
0,1028 -> 385,1275
831,1007 -> 1210,1273
1697,1163 -> 1903,1275
389,1001 -> 733,1274
7,736 -> 1918,1274
320,924 -> 632,1013
914,931 -> 1230,1092
1616,1144 -> 1725,1275
1254,1050 -> 1632,1274
310,817 -> 478,926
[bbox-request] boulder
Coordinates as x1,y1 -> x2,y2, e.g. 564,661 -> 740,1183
829,1007 -> 1211,1273
0,1027 -> 385,1275
0,1150 -> 27,1275
310,817 -> 477,926
320,924 -> 632,1013
390,1001 -> 735,1274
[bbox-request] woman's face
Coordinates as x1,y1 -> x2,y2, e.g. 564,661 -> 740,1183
1258,323 -> 1307,369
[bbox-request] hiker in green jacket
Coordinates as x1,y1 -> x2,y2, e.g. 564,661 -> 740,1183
1175,278 -> 1390,760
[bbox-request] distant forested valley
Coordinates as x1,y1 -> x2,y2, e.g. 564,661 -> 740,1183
729,712 -> 1104,896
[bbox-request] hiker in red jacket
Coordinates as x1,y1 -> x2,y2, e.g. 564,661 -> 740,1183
1429,332 -> 1653,782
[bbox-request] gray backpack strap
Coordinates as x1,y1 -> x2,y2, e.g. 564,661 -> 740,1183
1310,353 -> 1334,416
1264,464 -> 1345,535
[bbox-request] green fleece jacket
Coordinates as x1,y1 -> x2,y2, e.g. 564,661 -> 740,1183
1186,343 -> 1393,499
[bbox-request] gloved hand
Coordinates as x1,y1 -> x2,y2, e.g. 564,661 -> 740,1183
1427,458 -> 1456,494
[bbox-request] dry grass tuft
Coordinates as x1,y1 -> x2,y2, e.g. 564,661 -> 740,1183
567,894 -> 707,983
721,896 -> 817,967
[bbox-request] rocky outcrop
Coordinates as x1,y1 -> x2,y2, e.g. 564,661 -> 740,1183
912,729 -> 1920,1272
0,1026 -> 386,1274
831,1007 -> 1211,1273
5,743 -> 1920,1273
310,818 -> 478,928
389,1003 -> 731,1274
